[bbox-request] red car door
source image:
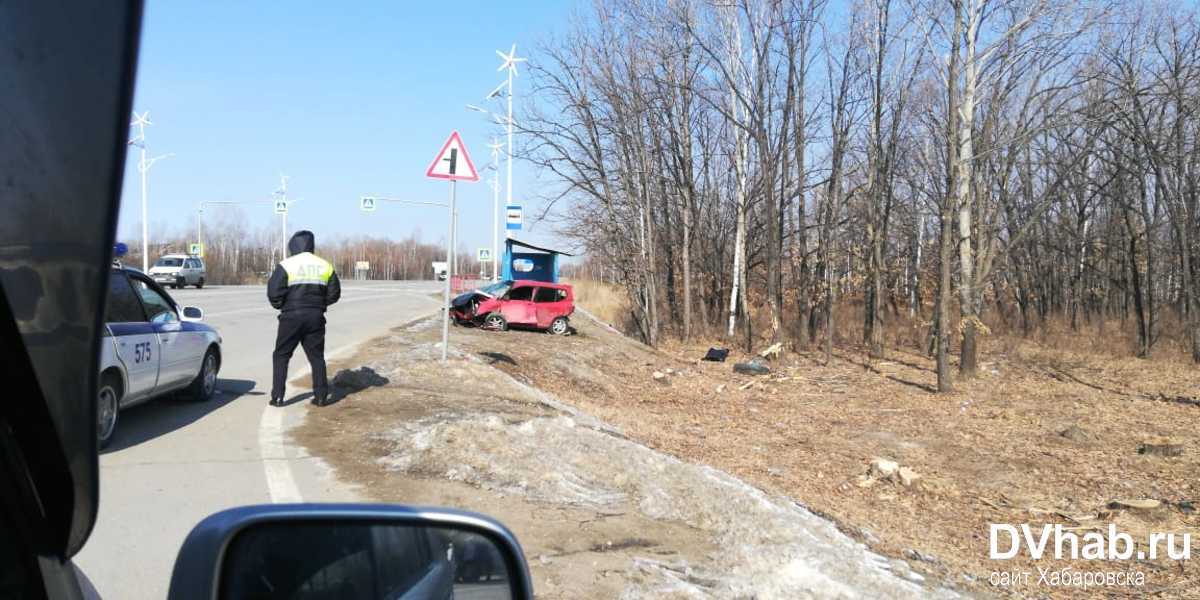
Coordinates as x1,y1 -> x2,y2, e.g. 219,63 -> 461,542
500,284 -> 537,325
533,286 -> 568,328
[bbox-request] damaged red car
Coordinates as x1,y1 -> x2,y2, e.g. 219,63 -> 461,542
450,279 -> 574,335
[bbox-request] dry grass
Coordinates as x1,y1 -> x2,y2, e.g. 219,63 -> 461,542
438,311 -> 1200,598
564,278 -> 630,329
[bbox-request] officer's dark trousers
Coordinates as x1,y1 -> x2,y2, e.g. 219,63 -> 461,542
271,309 -> 327,401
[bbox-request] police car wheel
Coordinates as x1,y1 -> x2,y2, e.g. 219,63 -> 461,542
97,376 -> 120,449
184,348 -> 219,402
549,317 -> 569,336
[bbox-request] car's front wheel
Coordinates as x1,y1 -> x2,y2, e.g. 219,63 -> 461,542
184,347 -> 219,402
97,374 -> 121,450
483,313 -> 508,331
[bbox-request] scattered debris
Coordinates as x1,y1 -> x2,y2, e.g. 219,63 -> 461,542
897,467 -> 921,487
715,384 -> 726,394
1108,498 -> 1162,511
869,458 -> 900,478
1058,424 -> 1095,443
733,358 -> 771,376
702,347 -> 729,362
904,548 -> 940,565
652,371 -> 670,385
1138,439 -> 1184,457
331,366 -> 389,392
861,458 -> 921,488
1056,512 -> 1099,523
759,343 -> 784,360
1153,393 -> 1200,407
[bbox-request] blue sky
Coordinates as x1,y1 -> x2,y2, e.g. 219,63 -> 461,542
120,0 -> 575,255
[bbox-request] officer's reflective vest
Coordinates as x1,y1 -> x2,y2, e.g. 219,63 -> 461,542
280,252 -> 334,286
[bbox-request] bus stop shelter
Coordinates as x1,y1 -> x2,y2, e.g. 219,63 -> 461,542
501,238 -> 572,283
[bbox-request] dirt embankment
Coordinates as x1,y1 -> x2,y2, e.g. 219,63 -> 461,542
294,317 -> 948,599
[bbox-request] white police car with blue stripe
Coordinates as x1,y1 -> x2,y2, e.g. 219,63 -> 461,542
98,244 -> 223,449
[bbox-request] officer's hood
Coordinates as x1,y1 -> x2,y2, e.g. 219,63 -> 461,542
288,230 -> 315,256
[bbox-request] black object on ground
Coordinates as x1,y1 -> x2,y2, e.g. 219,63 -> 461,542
703,347 -> 729,362
733,357 -> 770,376
331,366 -> 389,391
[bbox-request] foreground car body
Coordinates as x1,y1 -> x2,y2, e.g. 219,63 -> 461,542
450,280 -> 574,335
98,265 -> 222,448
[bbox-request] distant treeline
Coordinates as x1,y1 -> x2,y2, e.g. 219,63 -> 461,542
119,210 -> 481,284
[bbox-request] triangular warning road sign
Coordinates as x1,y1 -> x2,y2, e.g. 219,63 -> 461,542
425,131 -> 479,182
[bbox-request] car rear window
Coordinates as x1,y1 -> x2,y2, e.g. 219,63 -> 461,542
106,272 -> 146,322
507,286 -> 535,301
534,287 -> 566,303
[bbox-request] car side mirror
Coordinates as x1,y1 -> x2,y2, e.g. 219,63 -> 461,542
181,306 -> 203,322
166,504 -> 533,600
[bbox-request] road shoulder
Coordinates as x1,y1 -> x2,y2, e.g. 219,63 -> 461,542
291,317 -> 941,599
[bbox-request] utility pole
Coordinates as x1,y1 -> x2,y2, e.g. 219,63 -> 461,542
488,138 -> 502,280
497,44 -> 524,240
128,111 -> 172,272
469,43 -> 525,261
274,175 -> 289,257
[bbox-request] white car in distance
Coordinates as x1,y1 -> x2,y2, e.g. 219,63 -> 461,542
149,253 -> 206,289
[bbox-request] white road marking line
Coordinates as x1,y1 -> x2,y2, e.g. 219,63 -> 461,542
258,406 -> 303,503
257,307 -> 440,505
256,339 -> 382,504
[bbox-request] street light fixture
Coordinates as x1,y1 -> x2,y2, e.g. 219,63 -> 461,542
466,43 -> 524,280
273,174 -> 290,258
128,111 -> 173,272
487,138 -> 502,281
495,43 -> 525,224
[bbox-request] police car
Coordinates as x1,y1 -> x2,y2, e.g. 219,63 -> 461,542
98,244 -> 223,449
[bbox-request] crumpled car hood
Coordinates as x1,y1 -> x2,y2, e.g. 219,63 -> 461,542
451,291 -> 494,309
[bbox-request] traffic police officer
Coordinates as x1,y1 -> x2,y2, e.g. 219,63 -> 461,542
267,230 -> 341,406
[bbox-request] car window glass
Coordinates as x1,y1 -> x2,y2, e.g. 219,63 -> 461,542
106,272 -> 147,322
130,280 -> 178,323
154,257 -> 183,267
508,286 -> 534,301
534,287 -> 559,303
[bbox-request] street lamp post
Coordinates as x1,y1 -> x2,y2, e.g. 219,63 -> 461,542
128,111 -> 172,272
495,44 -> 524,239
274,175 -> 290,258
467,43 -> 524,281
488,139 -> 501,281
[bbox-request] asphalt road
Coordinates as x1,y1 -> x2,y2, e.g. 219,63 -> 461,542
74,280 -> 443,599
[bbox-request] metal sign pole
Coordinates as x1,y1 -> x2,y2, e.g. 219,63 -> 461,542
441,180 -> 456,362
